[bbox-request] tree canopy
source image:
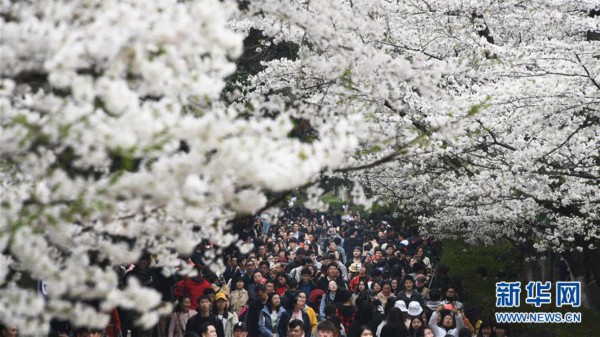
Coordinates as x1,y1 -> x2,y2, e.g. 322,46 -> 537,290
1,0 -> 599,331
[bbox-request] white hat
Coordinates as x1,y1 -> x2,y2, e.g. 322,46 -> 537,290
348,263 -> 360,273
394,299 -> 408,312
407,301 -> 423,316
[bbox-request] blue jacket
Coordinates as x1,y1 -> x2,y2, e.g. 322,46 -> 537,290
259,305 -> 286,337
319,291 -> 336,320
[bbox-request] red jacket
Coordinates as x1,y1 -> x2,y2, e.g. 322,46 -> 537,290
349,276 -> 371,293
174,278 -> 211,310
106,309 -> 121,337
276,286 -> 288,296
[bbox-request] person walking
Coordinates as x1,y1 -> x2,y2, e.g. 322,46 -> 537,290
168,296 -> 198,337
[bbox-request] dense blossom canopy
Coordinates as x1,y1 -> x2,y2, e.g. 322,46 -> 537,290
1,0 -> 599,332
349,1 -> 600,251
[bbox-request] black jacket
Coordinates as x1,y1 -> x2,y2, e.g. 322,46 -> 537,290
245,299 -> 267,337
277,310 -> 311,337
185,314 -> 225,337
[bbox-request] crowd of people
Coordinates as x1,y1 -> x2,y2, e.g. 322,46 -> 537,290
5,207 -> 512,337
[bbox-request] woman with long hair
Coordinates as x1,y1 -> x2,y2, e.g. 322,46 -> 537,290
229,277 -> 249,317
272,243 -> 282,256
275,273 -> 288,296
375,299 -> 398,337
379,307 -> 409,337
390,278 -> 400,296
352,279 -> 371,306
376,281 -> 395,308
277,291 -> 312,337
259,293 -> 286,337
347,300 -> 379,337
408,317 -> 425,337
213,292 -> 238,337
168,296 -> 198,337
415,247 -> 432,270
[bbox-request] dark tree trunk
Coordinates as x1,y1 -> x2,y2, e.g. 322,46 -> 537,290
562,249 -> 600,310
583,243 -> 600,309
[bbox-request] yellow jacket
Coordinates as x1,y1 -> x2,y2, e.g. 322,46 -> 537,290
305,305 -> 318,333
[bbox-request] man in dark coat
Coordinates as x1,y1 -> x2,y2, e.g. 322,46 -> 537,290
245,284 -> 269,337
185,295 -> 225,337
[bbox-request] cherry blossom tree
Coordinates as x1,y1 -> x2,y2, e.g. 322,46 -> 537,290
232,0 -> 470,205
353,1 -> 600,307
0,0 -> 368,332
2,0 -> 451,330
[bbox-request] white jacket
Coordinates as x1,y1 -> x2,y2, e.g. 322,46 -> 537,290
428,311 -> 464,337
